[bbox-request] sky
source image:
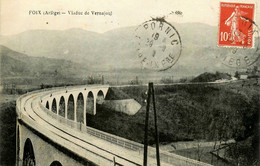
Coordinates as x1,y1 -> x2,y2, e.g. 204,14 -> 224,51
0,0 -> 259,35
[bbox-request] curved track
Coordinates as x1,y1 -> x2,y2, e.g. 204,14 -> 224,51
16,85 -> 213,166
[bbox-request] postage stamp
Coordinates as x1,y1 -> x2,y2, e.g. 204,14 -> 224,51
217,2 -> 260,68
218,2 -> 255,48
135,18 -> 182,71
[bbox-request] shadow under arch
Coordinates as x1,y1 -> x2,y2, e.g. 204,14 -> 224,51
76,93 -> 84,123
97,90 -> 104,105
52,98 -> 57,114
67,94 -> 75,120
22,138 -> 36,166
50,160 -> 62,166
86,91 -> 94,115
59,96 -> 65,117
46,101 -> 49,110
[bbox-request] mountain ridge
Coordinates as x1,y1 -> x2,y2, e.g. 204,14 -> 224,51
0,45 -> 90,79
0,22 -> 253,77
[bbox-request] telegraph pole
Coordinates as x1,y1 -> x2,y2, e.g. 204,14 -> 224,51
143,82 -> 160,166
152,83 -> 160,166
143,83 -> 151,166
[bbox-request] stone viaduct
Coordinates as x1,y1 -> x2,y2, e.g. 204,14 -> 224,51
16,84 -> 213,166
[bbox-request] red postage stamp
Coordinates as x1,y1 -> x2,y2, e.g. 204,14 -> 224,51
218,2 -> 255,48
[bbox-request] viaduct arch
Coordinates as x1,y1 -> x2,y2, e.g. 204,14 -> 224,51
22,138 -> 35,166
50,161 -> 63,166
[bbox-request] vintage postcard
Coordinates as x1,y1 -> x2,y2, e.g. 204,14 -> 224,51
0,0 -> 259,166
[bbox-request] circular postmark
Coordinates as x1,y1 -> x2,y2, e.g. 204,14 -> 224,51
135,18 -> 182,71
218,18 -> 260,68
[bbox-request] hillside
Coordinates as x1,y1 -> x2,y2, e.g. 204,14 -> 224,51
91,81 -> 259,143
0,45 -> 89,80
88,80 -> 259,165
0,101 -> 16,165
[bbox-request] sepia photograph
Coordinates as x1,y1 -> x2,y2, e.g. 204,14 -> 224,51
0,0 -> 259,165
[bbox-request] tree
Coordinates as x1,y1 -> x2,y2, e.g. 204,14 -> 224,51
234,71 -> 240,79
